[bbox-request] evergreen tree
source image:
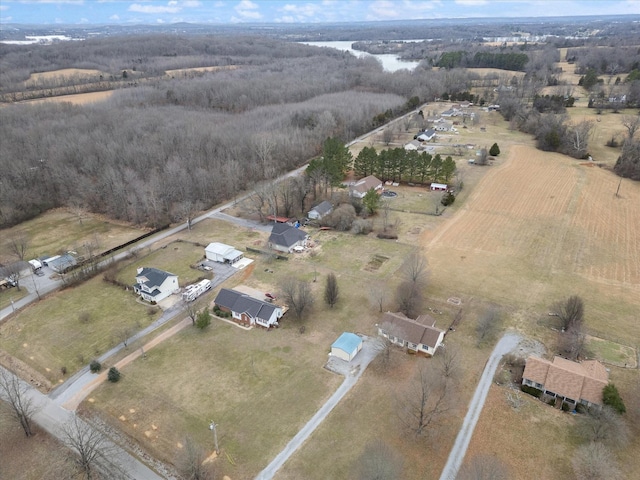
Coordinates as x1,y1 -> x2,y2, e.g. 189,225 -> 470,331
489,143 -> 501,156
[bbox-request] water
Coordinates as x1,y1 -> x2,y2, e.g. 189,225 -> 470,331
300,41 -> 420,72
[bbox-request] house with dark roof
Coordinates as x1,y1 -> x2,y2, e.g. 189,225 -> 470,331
47,253 -> 78,273
268,223 -> 309,253
416,129 -> 436,142
133,267 -> 179,303
308,201 -> 333,220
377,311 -> 445,356
349,175 -> 383,198
214,288 -> 283,328
522,356 -> 609,409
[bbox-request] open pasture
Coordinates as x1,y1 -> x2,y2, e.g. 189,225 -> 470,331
18,90 -> 114,106
423,144 -> 640,339
0,208 -> 145,265
25,68 -> 105,85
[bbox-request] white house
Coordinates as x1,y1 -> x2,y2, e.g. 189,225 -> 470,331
378,311 -> 445,356
205,242 -> 244,264
268,223 -> 309,253
214,288 -> 283,328
416,129 -> 436,142
404,140 -> 421,151
133,267 -> 179,303
349,175 -> 383,198
331,332 -> 363,362
308,201 -> 333,220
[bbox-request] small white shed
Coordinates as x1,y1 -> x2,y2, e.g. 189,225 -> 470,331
331,332 -> 363,362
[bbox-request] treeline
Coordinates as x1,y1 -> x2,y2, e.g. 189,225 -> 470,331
567,46 -> 640,75
353,146 -> 457,185
437,51 -> 529,71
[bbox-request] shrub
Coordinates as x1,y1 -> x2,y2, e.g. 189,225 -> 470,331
561,402 -> 571,412
60,366 -> 67,376
90,360 -> 101,373
547,397 -> 557,407
576,403 -> 587,414
196,309 -> 212,330
521,384 -> 543,398
107,367 -> 121,383
489,142 -> 501,156
441,192 -> 455,206
602,384 -> 626,414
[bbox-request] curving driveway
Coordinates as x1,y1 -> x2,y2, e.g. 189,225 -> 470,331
439,332 -> 522,480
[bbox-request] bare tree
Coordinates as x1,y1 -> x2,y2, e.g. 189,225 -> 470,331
475,307 -> 499,347
553,295 -> 585,332
569,120 -> 594,158
395,280 -> 424,319
186,301 -> 199,326
435,344 -> 460,381
397,365 -> 451,436
457,454 -> 510,480
176,436 -> 214,480
557,326 -> 586,361
572,442 -> 621,480
7,233 -> 29,262
62,416 -> 114,480
622,114 -> 640,141
3,262 -> 24,292
355,439 -> 403,480
576,406 -> 630,449
279,277 -> 314,322
402,250 -> 429,285
0,368 -> 39,437
369,281 -> 388,313
324,272 -> 339,308
382,127 -> 394,146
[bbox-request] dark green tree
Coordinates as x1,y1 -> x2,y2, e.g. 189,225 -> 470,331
440,156 -> 457,183
107,367 -> 121,383
321,137 -> 352,185
196,309 -> 212,330
362,188 -> 381,215
602,384 -> 626,414
354,146 -> 378,178
489,143 -> 501,156
441,191 -> 455,206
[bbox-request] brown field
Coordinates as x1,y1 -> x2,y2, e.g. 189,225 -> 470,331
423,144 -> 640,341
18,90 -> 114,106
165,65 -> 239,76
25,68 -> 105,84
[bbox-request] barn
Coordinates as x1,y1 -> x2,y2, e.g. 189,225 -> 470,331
331,332 -> 363,362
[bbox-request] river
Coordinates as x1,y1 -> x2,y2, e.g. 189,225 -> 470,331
300,40 -> 420,72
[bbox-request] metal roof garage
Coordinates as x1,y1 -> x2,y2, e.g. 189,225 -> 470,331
331,332 -> 363,362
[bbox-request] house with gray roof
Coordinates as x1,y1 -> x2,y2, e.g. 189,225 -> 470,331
378,311 -> 446,356
214,288 -> 283,328
268,223 -> 309,253
349,175 -> 383,199
308,201 -> 333,220
133,267 -> 179,303
205,242 -> 244,264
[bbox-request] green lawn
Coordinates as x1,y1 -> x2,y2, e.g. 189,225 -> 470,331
0,275 -> 160,384
0,285 -> 29,311
587,336 -> 637,367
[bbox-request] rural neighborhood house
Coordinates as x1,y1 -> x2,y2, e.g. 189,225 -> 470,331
522,356 -> 609,408
378,311 -> 446,356
268,223 -> 309,253
348,175 -> 383,198
214,288 -> 283,328
133,267 -> 179,303
308,200 -> 333,220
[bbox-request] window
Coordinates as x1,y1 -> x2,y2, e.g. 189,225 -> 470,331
535,382 -> 543,389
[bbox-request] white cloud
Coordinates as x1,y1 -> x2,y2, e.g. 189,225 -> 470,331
234,0 -> 262,20
368,0 -> 402,19
18,0 -> 84,3
156,18 -> 165,23
0,5 -> 8,10
0,15 -> 12,22
109,14 -> 120,20
454,0 -> 488,5
128,3 -> 181,14
281,3 -> 321,17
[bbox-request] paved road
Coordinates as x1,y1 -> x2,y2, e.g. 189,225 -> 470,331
255,336 -> 383,480
0,365 -> 163,480
438,332 -> 522,480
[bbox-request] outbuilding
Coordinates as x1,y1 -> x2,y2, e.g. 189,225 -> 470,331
430,183 -> 448,191
331,332 -> 363,362
205,242 -> 244,264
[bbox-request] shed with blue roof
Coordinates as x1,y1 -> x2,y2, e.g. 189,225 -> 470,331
331,332 -> 363,362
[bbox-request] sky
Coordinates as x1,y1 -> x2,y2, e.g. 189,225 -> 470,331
0,0 -> 638,25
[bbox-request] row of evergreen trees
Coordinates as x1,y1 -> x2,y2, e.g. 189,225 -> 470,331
353,146 -> 457,185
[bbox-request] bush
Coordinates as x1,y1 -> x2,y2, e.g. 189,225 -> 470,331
489,142 -> 501,156
547,397 -> 557,407
576,403 -> 587,414
441,192 -> 455,206
196,309 -> 212,330
602,384 -> 626,414
521,384 -> 543,398
89,360 -> 101,373
561,402 -> 571,412
107,366 -> 121,383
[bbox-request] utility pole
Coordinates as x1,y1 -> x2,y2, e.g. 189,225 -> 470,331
209,421 -> 219,455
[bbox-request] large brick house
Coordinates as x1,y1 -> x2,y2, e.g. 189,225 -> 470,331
522,356 -> 609,409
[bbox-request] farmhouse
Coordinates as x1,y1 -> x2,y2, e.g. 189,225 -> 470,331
308,200 -> 333,220
522,356 -> 609,409
430,183 -> 448,191
214,288 -> 283,328
205,242 -> 244,264
349,175 -> 383,198
404,140 -> 421,151
378,311 -> 445,356
268,223 -> 309,253
331,332 -> 363,362
416,129 -> 436,142
133,267 -> 179,303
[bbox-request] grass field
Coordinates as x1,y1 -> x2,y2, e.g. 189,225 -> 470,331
19,90 -> 114,106
0,208 -> 145,265
0,275 -> 160,385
